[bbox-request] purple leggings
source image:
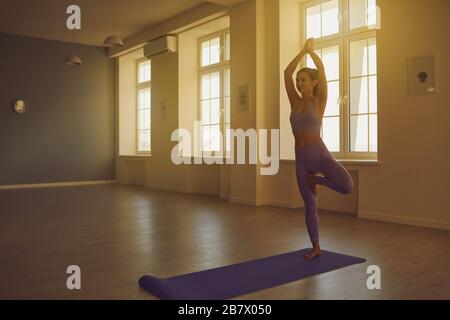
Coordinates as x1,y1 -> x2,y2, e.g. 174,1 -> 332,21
295,139 -> 354,243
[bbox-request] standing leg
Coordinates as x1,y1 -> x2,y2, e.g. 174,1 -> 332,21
315,158 -> 354,195
295,165 -> 322,260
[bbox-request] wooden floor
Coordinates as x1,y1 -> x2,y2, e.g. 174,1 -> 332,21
0,184 -> 449,300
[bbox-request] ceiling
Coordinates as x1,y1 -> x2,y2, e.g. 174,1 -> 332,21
0,0 -> 244,47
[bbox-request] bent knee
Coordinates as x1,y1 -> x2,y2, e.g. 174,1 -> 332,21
341,176 -> 354,194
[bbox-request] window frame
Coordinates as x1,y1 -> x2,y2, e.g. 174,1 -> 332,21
135,57 -> 151,155
198,29 -> 231,158
345,31 -> 378,156
301,0 -> 378,160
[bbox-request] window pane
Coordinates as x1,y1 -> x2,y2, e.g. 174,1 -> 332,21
225,97 -> 231,123
224,68 -> 230,96
369,114 -> 378,152
138,110 -> 150,131
138,132 -> 144,151
138,63 -> 144,83
202,126 -> 211,151
210,72 -> 220,99
210,98 -> 220,125
368,37 -> 377,74
322,46 -> 339,81
306,54 -> 315,68
138,89 -> 144,109
144,88 -> 150,108
225,33 -> 230,61
201,74 -> 210,100
145,109 -> 151,130
368,0 -> 377,27
145,130 -> 150,151
138,88 -> 150,109
306,49 -> 321,68
350,38 -> 368,77
306,5 -> 321,39
322,116 -> 340,152
226,123 -> 231,152
350,77 -> 368,114
138,110 -> 145,130
322,0 -> 339,37
144,131 -> 149,151
138,66 -> 144,83
211,125 -> 221,152
147,62 -> 151,81
349,0 -> 367,30
210,37 -> 220,65
138,60 -> 151,83
350,115 -> 368,152
201,100 -> 211,125
138,130 -> 150,152
325,81 -> 340,117
201,40 -> 210,67
369,75 -> 377,113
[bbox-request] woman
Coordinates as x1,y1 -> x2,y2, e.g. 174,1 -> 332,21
284,38 -> 354,260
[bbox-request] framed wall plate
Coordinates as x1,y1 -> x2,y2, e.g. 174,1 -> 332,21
407,56 -> 436,96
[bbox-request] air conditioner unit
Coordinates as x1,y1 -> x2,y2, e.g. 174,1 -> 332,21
144,35 -> 177,58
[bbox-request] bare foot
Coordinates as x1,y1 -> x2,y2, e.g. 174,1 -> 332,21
306,173 -> 318,197
304,247 -> 322,260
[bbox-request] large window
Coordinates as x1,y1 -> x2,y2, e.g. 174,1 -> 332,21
199,30 -> 231,156
302,0 -> 378,159
136,58 -> 151,154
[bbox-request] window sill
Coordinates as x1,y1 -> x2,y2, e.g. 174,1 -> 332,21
118,154 -> 151,159
335,159 -> 381,165
280,158 -> 381,166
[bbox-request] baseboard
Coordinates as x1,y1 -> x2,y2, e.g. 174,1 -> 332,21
0,180 -> 116,190
219,193 -> 230,201
358,210 -> 450,232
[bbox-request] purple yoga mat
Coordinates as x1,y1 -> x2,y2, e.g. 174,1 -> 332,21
139,249 -> 366,300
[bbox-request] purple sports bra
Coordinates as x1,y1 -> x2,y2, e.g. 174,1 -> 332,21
290,102 -> 322,133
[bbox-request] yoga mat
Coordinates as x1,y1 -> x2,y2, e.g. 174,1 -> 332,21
139,249 -> 366,300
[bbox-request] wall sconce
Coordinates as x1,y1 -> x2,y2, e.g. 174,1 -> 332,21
65,55 -> 83,65
13,100 -> 27,114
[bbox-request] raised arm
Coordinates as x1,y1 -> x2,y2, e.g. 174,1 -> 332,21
284,48 -> 307,109
307,48 -> 328,112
